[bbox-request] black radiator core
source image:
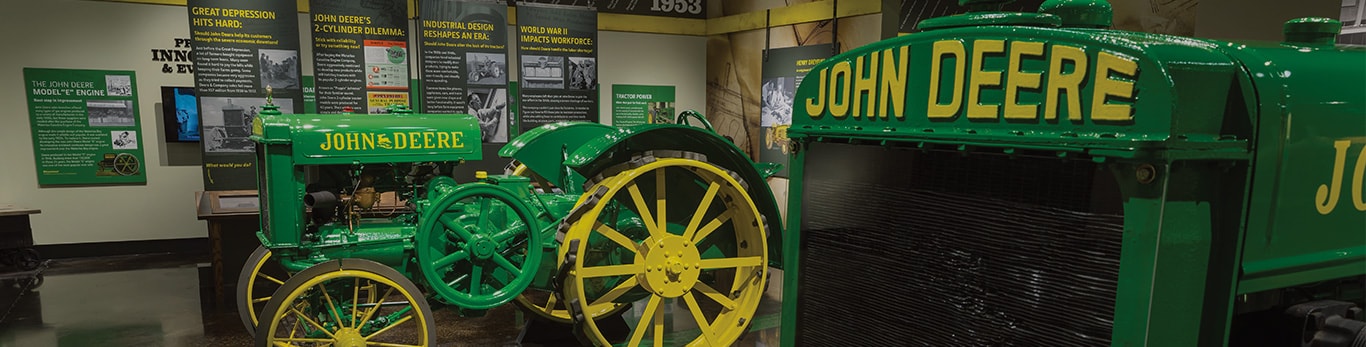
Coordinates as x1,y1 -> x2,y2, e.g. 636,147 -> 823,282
796,142 -> 1125,346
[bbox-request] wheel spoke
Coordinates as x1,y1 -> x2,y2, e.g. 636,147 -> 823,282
655,168 -> 666,233
352,278 -> 360,328
439,215 -> 475,241
626,294 -> 663,347
593,223 -> 639,252
699,256 -> 763,270
683,292 -> 717,346
275,337 -> 336,343
492,253 -> 521,274
692,281 -> 737,310
589,276 -> 639,307
432,250 -> 469,269
258,272 -> 286,285
290,307 -> 337,338
358,286 -> 396,324
252,296 -> 273,303
627,183 -> 665,239
470,264 -> 483,295
363,314 -> 413,339
691,210 -> 733,243
491,223 -> 526,244
682,182 -> 720,240
544,294 -> 559,313
653,298 -> 665,346
476,198 -> 492,230
577,263 -> 640,278
272,341 -> 295,347
318,284 -> 344,327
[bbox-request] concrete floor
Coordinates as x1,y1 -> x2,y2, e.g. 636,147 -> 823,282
0,253 -> 783,347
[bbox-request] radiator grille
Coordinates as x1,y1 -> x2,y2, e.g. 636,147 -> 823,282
795,142 -> 1124,346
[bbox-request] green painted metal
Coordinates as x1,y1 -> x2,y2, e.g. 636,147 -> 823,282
497,121 -> 615,192
253,111 -> 482,165
782,1 -> 1364,345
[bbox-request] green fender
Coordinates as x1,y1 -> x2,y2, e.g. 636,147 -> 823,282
565,124 -> 787,269
499,122 -> 616,193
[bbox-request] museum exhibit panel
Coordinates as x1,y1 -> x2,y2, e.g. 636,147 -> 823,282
1,0 -> 1363,346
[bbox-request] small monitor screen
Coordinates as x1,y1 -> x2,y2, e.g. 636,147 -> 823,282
161,86 -> 200,142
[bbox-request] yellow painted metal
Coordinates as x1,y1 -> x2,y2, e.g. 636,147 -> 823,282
244,248 -> 281,328
706,0 -> 883,35
561,158 -> 768,346
261,269 -> 430,347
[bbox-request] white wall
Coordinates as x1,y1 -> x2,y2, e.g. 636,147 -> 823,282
0,1 -> 706,246
0,0 -> 205,245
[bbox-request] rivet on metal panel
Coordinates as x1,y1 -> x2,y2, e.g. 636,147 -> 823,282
1136,164 -> 1158,184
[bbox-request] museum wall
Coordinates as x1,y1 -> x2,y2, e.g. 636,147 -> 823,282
0,0 -> 206,245
0,0 -> 708,247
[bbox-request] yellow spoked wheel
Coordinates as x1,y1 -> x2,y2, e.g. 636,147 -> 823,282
507,163 -> 631,323
256,259 -> 436,347
562,157 -> 768,346
236,246 -> 288,336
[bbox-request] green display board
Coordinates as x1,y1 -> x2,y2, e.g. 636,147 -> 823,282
611,84 -> 674,127
23,68 -> 146,185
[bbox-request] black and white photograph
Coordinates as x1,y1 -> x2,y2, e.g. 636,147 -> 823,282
467,88 -> 509,143
567,57 -> 597,90
200,96 -> 294,153
520,55 -> 564,89
259,49 -> 301,90
466,52 -> 507,86
111,130 -> 138,150
105,74 -> 132,97
87,100 -> 135,127
760,77 -> 795,127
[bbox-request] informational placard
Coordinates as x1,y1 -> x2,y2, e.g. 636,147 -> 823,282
23,68 -> 145,185
760,44 -> 831,178
520,0 -> 705,19
611,84 -> 675,127
310,0 -> 410,114
419,0 -> 511,143
189,0 -> 304,191
516,3 -> 599,133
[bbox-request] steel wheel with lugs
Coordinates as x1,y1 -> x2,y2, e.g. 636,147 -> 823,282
255,259 -> 435,347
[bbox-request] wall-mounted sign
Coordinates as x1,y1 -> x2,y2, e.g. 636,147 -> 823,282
24,68 -> 146,186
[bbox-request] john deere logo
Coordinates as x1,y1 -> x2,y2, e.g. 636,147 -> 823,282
320,131 -> 464,151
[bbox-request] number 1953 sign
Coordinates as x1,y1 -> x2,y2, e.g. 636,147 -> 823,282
598,0 -> 705,19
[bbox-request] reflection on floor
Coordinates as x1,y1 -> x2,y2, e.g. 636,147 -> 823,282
0,253 -> 782,346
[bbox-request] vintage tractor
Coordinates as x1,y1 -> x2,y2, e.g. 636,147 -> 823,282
239,101 -> 782,346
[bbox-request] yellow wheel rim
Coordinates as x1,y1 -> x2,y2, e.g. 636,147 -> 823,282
509,163 -> 629,323
244,249 -> 281,327
563,158 -> 768,346
262,269 -> 430,347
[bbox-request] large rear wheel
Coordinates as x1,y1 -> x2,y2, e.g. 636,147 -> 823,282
562,155 -> 768,346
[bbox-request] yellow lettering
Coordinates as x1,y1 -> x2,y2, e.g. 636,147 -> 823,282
361,133 -> 374,150
408,132 -> 422,148
450,132 -> 465,148
1316,140 -> 1351,214
345,133 -> 359,150
393,132 -> 408,149
422,132 -> 434,149
852,53 -> 879,118
828,61 -> 852,118
1091,51 -> 1138,122
320,134 -> 332,150
1046,45 -> 1087,122
805,69 -> 827,117
1004,41 -> 1045,120
1354,146 -> 1366,211
880,46 -> 908,119
437,132 -> 450,148
928,40 -> 965,119
967,39 -> 1005,120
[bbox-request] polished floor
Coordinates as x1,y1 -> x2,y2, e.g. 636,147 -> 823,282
0,253 -> 782,347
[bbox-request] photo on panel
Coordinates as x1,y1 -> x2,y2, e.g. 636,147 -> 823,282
466,52 -> 507,86
567,57 -> 597,90
760,77 -> 796,127
111,130 -> 138,150
259,49 -> 301,90
520,55 -> 564,89
467,88 -> 508,143
200,97 -> 295,153
105,75 -> 132,97
87,100 -> 135,127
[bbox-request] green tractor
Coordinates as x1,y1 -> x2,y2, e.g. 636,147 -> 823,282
239,101 -> 782,346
